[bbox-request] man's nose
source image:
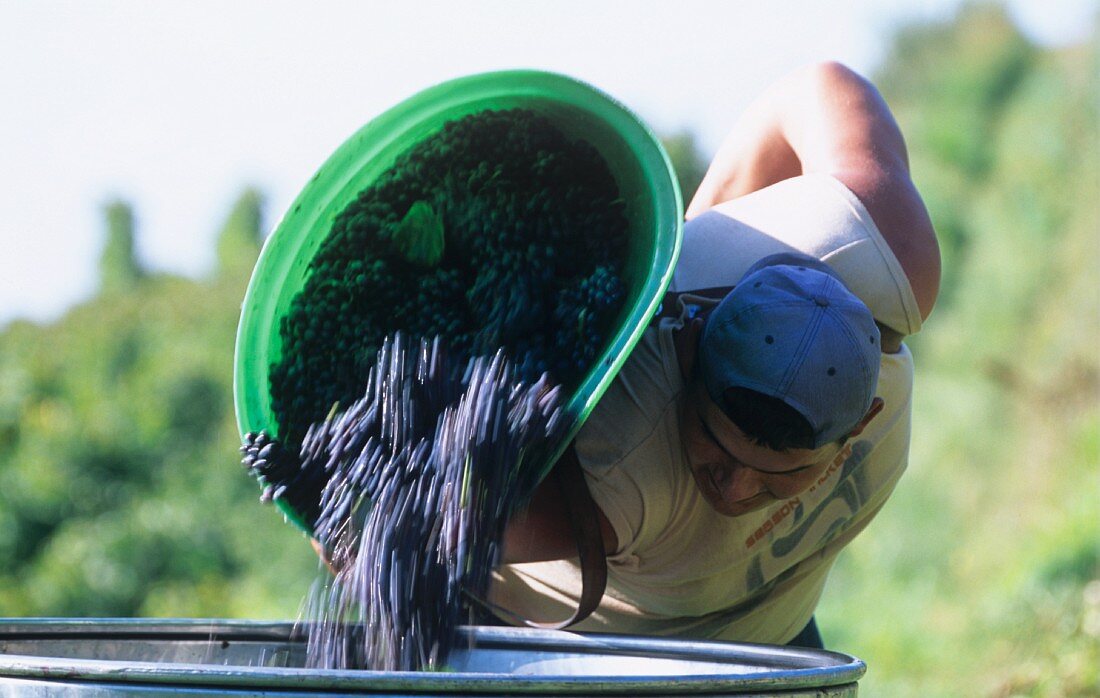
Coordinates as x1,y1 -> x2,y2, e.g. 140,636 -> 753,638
717,462 -> 764,502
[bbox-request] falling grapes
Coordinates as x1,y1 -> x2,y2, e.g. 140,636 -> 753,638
242,335 -> 565,671
241,107 -> 632,672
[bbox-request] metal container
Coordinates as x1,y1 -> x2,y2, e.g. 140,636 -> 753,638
0,619 -> 863,696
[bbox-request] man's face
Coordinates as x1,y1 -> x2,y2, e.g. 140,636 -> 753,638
679,378 -> 845,517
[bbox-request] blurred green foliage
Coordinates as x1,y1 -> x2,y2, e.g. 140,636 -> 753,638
0,4 -> 1096,695
0,189 -> 319,619
215,187 -> 265,280
816,4 -> 1099,696
98,201 -> 143,295
661,130 -> 708,207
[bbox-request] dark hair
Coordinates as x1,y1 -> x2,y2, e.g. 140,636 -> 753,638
720,387 -> 816,451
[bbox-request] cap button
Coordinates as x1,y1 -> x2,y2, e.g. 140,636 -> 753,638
813,294 -> 830,307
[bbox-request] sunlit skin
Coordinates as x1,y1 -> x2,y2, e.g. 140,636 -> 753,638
489,62 -> 932,565
671,307 -> 884,518
680,377 -> 852,517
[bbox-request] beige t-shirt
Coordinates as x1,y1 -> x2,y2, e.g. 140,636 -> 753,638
670,173 -> 922,336
490,174 -> 919,644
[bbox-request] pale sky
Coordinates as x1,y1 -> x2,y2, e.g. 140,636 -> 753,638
0,0 -> 1095,326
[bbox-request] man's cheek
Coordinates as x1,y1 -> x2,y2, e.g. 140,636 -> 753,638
767,475 -> 815,499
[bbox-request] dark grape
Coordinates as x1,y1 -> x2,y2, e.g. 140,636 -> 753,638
244,335 -> 565,672
268,108 -> 629,449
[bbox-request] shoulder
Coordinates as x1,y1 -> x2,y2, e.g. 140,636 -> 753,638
833,167 -> 941,323
576,327 -> 679,465
575,327 -> 685,553
795,61 -> 942,322
675,174 -> 926,339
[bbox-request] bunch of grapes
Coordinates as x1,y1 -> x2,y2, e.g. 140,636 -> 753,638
267,108 -> 630,447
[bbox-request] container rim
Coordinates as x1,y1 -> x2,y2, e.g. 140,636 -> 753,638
0,619 -> 866,694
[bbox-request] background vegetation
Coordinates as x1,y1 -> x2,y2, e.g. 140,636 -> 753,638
0,4 -> 1095,695
816,5 -> 1099,696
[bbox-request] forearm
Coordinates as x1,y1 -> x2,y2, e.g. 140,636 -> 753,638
686,61 -> 909,219
776,62 -> 910,178
500,454 -> 619,565
686,83 -> 800,218
688,61 -> 940,321
499,473 -> 579,564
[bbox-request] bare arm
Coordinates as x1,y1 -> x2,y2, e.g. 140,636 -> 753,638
500,450 -> 618,564
686,61 -> 941,322
309,456 -> 618,570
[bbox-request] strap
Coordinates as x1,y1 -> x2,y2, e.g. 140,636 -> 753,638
653,290 -> 725,328
528,442 -> 608,629
466,442 -> 607,630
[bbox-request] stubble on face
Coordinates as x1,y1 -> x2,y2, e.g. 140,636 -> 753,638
678,382 -> 840,518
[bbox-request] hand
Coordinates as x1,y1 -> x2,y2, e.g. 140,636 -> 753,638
311,537 -> 342,576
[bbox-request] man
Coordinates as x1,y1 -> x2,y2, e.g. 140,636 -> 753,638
489,61 -> 941,648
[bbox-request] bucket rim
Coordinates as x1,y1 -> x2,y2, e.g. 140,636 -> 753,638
0,618 -> 865,694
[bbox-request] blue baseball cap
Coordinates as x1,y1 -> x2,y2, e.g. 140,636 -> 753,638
698,253 -> 881,448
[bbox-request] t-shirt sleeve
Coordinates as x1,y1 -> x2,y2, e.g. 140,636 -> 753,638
583,460 -> 645,557
671,173 -> 922,336
572,328 -> 682,558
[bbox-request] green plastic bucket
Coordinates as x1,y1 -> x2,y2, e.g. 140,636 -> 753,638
234,70 -> 682,530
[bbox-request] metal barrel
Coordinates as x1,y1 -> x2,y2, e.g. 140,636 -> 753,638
0,619 -> 864,696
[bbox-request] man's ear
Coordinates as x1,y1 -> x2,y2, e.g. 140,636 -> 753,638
675,317 -> 705,381
847,397 -> 885,439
